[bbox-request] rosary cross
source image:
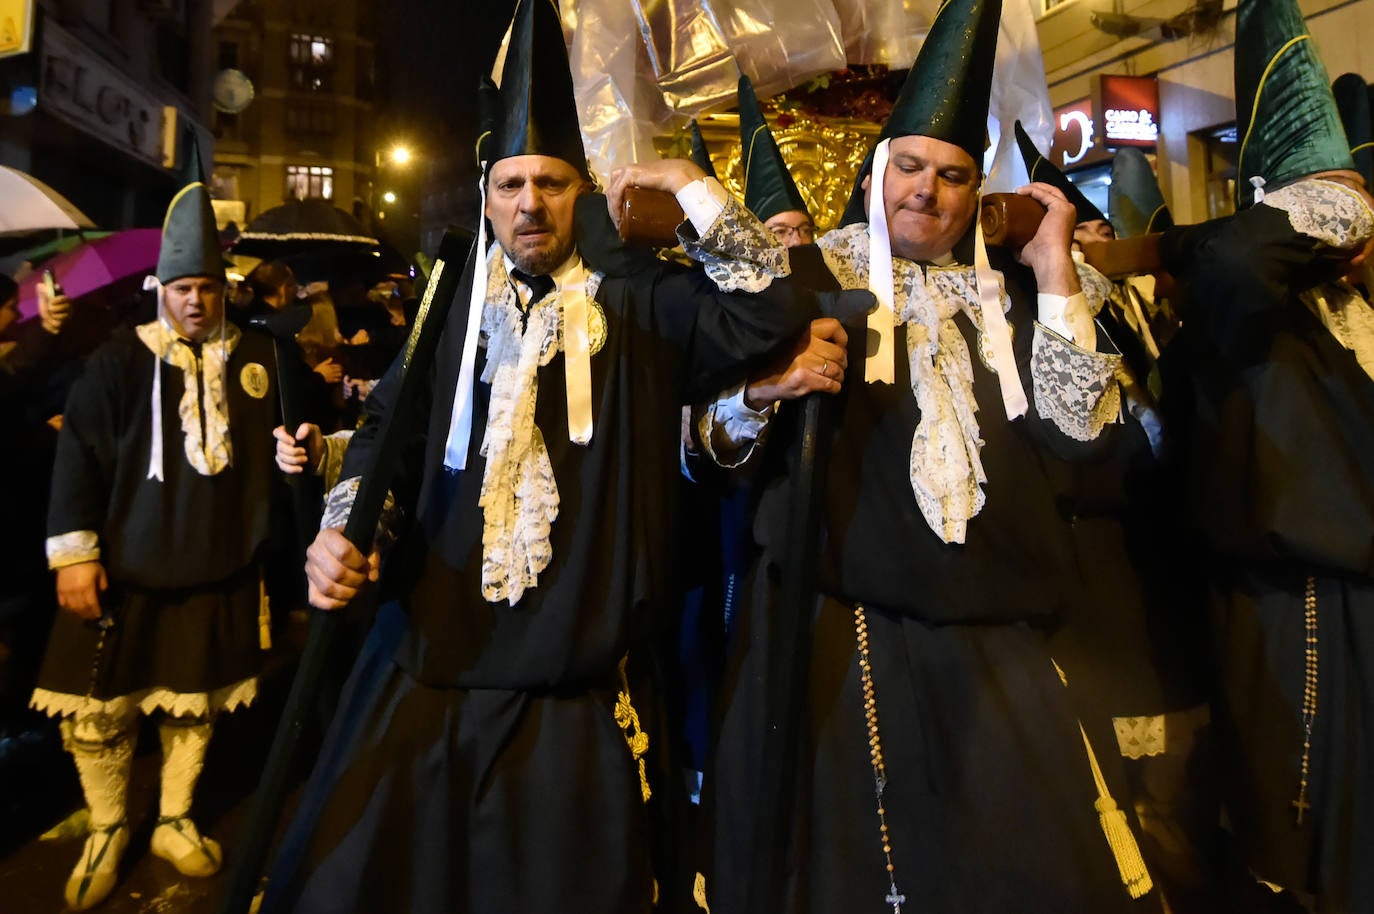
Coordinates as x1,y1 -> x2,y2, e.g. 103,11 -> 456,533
1293,791 -> 1311,825
886,890 -> 906,912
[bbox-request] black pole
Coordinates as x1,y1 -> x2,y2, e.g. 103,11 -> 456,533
744,260 -> 874,912
217,231 -> 477,914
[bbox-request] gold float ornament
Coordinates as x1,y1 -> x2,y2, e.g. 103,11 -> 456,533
661,107 -> 881,234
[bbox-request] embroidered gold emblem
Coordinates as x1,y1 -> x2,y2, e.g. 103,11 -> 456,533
240,363 -> 270,399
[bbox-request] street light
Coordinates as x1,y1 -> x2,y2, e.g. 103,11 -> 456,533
382,191 -> 397,204
370,142 -> 414,228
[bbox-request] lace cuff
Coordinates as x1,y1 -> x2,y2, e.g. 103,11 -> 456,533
47,530 -> 100,569
696,382 -> 773,469
681,194 -> 791,293
1263,178 -> 1374,250
320,476 -> 402,552
1031,323 -> 1122,442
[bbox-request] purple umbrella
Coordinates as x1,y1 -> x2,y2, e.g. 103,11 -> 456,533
15,229 -> 162,320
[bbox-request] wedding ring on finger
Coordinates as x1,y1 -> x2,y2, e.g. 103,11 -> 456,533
820,358 -> 829,377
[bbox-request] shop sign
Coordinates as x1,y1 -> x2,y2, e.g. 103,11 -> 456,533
0,0 -> 34,59
39,22 -> 168,168
1096,74 -> 1160,148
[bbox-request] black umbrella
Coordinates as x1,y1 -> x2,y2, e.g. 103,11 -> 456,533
233,200 -> 379,258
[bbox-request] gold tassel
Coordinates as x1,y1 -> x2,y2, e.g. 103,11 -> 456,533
693,872 -> 711,913
257,576 -> 272,651
1055,660 -> 1153,899
1077,723 -> 1154,898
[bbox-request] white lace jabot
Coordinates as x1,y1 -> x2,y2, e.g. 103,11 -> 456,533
476,252 -> 606,605
135,319 -> 239,477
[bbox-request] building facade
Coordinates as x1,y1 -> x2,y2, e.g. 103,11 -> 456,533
0,0 -> 218,229
1036,0 -> 1374,226
209,0 -> 376,233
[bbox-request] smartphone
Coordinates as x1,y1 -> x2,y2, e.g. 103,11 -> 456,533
43,269 -> 65,298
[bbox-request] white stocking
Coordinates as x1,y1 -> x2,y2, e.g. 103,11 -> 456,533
158,716 -> 213,820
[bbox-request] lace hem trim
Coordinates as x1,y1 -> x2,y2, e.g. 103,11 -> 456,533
31,677 -> 258,719
1031,324 -> 1122,442
1113,714 -> 1167,759
47,530 -> 101,569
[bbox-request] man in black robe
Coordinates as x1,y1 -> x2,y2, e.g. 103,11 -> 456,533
33,167 -> 279,909
259,1 -> 808,911
1156,1 -> 1374,906
696,0 -> 1161,911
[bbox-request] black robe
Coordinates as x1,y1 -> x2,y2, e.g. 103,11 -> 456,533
35,325 -> 279,701
1159,202 -> 1374,909
705,243 -> 1158,914
263,202 -> 810,914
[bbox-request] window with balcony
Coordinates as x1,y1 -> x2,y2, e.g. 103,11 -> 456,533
289,34 -> 334,92
286,103 -> 336,137
286,165 -> 334,200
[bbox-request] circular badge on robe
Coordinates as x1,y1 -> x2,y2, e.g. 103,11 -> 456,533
977,322 -> 1013,375
241,363 -> 270,399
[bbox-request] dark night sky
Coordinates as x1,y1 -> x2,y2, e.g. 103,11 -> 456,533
375,0 -> 524,230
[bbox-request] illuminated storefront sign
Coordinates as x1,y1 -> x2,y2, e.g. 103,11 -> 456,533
1096,75 -> 1161,148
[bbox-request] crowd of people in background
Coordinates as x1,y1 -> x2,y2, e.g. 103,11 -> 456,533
1,0 -> 1373,912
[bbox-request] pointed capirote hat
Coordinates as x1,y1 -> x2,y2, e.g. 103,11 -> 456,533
1013,119 -> 1105,225
1110,147 -> 1174,238
688,118 -> 719,181
840,0 -> 1003,226
157,129 -> 223,283
488,0 -> 590,180
1331,72 -> 1373,189
1233,0 -> 1353,208
738,74 -> 810,223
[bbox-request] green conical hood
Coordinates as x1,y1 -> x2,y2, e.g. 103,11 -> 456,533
1332,72 -> 1373,189
157,181 -> 222,283
1013,120 -> 1104,225
180,124 -> 207,187
738,74 -> 809,223
489,0 -> 589,179
1234,0 -> 1353,208
1109,147 -> 1174,238
688,119 -> 718,181
841,0 -> 1003,225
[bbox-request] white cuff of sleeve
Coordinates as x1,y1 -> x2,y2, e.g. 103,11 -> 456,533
47,530 -> 101,569
717,381 -> 774,443
676,178 -> 729,237
1038,291 -> 1090,345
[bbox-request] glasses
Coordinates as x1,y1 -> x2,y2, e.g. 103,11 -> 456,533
769,223 -> 815,243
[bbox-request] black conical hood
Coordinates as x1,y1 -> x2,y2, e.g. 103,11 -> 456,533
476,75 -> 502,168
688,119 -> 718,181
840,0 -> 1003,225
1234,0 -> 1352,207
1110,147 -> 1174,238
489,0 -> 589,179
738,75 -> 809,223
1013,120 -> 1104,225
1332,72 -> 1373,189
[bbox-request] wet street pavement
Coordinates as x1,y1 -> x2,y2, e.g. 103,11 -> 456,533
0,620 -> 317,914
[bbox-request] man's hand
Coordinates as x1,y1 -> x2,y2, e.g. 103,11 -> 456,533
274,422 -> 324,475
348,329 -> 370,346
305,528 -> 380,611
56,561 -> 107,621
745,318 -> 849,409
39,292 -> 72,336
313,357 -> 344,384
605,159 -> 706,231
1015,182 -> 1081,297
